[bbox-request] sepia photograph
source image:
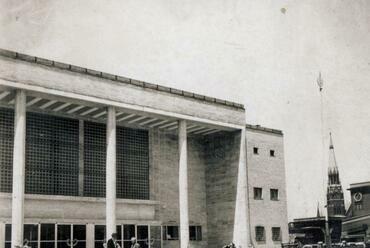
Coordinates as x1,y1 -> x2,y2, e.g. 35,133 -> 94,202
0,1 -> 369,248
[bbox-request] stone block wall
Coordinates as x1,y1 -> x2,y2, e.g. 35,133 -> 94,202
150,129 -> 208,248
246,128 -> 289,248
204,131 -> 240,248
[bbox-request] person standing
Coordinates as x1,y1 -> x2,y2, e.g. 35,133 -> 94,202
130,237 -> 140,248
107,233 -> 119,248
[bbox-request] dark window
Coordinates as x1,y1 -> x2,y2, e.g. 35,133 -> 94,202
163,226 -> 179,240
0,108 -> 14,193
26,113 -> 80,196
255,226 -> 265,242
73,225 -> 86,248
254,187 -> 263,200
355,203 -> 363,211
116,127 -> 149,200
253,147 -> 259,154
94,225 -> 106,248
123,224 -> 135,248
137,225 -> 149,248
57,224 -> 71,248
272,227 -> 281,241
84,122 -> 150,199
5,224 -> 11,248
270,189 -> 279,201
84,122 -> 106,197
41,224 -> 55,248
270,150 -> 275,157
189,226 -> 202,241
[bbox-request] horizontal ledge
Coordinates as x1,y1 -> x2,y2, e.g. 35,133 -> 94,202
0,193 -> 160,205
0,79 -> 245,130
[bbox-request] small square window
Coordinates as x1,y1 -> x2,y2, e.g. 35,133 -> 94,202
254,187 -> 263,200
255,226 -> 265,241
272,227 -> 281,241
253,147 -> 259,154
270,150 -> 275,157
163,226 -> 179,240
270,189 -> 279,201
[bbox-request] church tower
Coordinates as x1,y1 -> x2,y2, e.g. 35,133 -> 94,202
327,133 -> 346,217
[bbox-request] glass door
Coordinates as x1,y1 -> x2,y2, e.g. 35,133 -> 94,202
137,225 -> 148,248
57,224 -> 86,248
122,225 -> 135,248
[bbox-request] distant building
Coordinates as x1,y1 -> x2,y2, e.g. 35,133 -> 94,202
246,124 -> 289,248
326,133 -> 346,242
288,134 -> 345,244
342,181 -> 370,243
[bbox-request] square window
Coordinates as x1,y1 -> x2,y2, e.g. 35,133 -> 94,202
255,226 -> 265,242
272,227 -> 281,241
254,187 -> 263,200
253,147 -> 259,154
270,189 -> 279,201
163,226 -> 179,240
270,150 -> 275,157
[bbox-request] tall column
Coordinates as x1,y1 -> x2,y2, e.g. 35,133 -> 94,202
86,223 -> 95,248
178,120 -> 189,248
233,128 -> 250,248
0,222 -> 5,248
11,90 -> 26,248
106,106 -> 116,239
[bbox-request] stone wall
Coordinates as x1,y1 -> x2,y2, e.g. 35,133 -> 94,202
246,128 -> 289,248
150,129 -> 208,248
204,131 -> 240,248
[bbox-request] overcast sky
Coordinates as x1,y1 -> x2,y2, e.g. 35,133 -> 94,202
1,0 -> 369,220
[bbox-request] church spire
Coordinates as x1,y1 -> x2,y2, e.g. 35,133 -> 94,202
328,132 -> 339,184
326,132 -> 346,217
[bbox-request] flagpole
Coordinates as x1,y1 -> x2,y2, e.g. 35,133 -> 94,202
317,72 -> 332,248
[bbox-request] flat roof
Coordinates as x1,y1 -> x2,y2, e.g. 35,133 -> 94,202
347,181 -> 370,190
245,124 -> 283,135
0,48 -> 244,110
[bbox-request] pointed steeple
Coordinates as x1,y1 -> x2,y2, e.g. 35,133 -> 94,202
328,132 -> 339,182
326,132 -> 346,217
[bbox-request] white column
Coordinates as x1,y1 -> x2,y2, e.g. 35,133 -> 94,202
106,106 -> 117,239
233,128 -> 250,248
11,90 -> 26,248
0,222 -> 5,248
178,120 -> 189,248
86,223 -> 95,248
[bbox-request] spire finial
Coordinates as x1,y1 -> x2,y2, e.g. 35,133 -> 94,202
317,202 -> 321,217
329,132 -> 334,149
317,72 -> 324,92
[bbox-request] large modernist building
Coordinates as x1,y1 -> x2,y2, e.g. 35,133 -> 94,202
0,49 -> 288,248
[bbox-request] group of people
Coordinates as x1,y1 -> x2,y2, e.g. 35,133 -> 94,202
107,233 -> 140,248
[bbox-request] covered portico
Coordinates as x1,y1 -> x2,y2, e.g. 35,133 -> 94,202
0,49 -> 249,248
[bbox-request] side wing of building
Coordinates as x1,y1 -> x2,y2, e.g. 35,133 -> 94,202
246,125 -> 289,248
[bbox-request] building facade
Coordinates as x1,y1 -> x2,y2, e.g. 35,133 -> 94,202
342,182 -> 370,243
246,125 -> 289,248
0,49 -> 288,248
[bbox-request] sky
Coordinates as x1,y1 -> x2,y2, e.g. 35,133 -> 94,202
0,0 -> 369,220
